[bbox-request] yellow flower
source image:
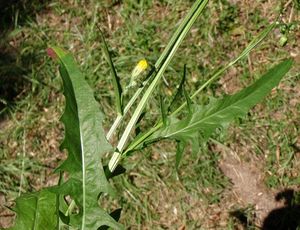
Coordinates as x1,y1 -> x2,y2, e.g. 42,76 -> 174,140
131,59 -> 149,79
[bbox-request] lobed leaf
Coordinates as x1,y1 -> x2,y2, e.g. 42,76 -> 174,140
149,59 -> 293,156
8,190 -> 58,230
124,22 -> 280,155
48,47 -> 123,229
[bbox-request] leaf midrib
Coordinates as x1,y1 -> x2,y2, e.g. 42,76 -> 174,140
163,79 -> 269,138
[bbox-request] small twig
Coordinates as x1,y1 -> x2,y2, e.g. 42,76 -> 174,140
288,6 -> 294,23
284,0 -> 293,9
248,54 -> 253,75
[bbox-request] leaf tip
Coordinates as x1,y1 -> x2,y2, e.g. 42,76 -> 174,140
47,47 -> 57,60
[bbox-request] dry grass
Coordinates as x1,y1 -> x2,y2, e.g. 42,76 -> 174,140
1,0 -> 300,229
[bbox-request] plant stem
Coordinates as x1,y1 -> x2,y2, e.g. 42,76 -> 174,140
106,87 -> 144,140
108,0 -> 209,172
106,0 -> 209,141
65,200 -> 76,216
124,22 -> 276,154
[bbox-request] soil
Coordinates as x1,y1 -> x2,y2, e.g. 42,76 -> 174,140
217,145 -> 282,227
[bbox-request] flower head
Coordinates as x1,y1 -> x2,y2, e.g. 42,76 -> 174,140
131,59 -> 149,79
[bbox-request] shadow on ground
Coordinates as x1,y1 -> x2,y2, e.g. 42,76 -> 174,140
0,0 -> 49,117
230,189 -> 300,230
262,189 -> 300,230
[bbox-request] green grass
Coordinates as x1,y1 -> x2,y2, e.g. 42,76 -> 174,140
1,0 -> 299,228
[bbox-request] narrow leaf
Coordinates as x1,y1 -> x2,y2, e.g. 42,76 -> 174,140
150,59 -> 293,143
183,87 -> 192,115
98,26 -> 123,115
104,165 -> 126,180
156,1 -> 208,68
59,210 -> 70,225
110,0 -> 209,171
173,22 -> 277,116
107,0 -> 208,142
124,22 -> 280,155
168,64 -> 187,112
160,95 -> 167,126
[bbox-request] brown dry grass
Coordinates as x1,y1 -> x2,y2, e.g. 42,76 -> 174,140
1,0 -> 300,229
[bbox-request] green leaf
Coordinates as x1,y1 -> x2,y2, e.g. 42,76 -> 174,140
48,47 -> 123,229
124,23 -> 279,155
149,59 -> 293,145
97,26 -> 123,115
98,208 -> 122,230
172,22 -> 277,116
160,95 -> 167,126
183,87 -> 193,115
108,0 -> 209,172
8,190 -> 58,230
168,64 -> 187,113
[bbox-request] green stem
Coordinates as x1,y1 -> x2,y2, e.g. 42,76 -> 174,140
106,87 -> 144,140
106,0 -> 208,141
124,22 -> 276,154
108,0 -> 209,172
65,200 -> 76,216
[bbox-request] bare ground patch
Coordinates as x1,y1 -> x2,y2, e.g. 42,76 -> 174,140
217,144 -> 280,225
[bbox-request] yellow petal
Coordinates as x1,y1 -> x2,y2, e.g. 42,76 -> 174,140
131,59 -> 149,79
